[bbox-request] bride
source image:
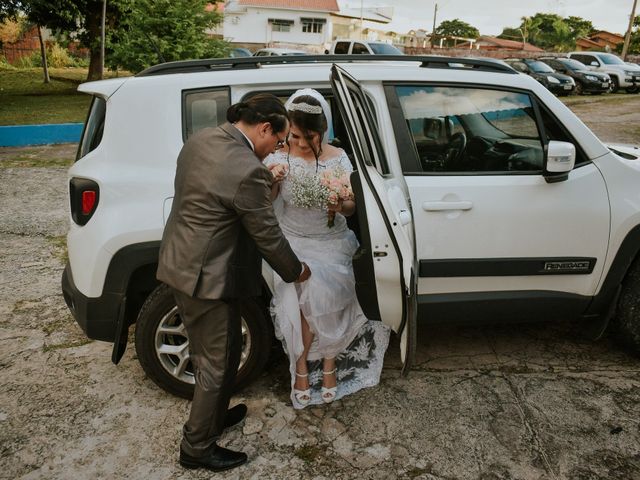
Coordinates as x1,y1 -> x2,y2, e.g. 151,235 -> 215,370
264,88 -> 390,408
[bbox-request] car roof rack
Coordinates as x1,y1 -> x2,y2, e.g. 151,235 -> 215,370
137,54 -> 517,77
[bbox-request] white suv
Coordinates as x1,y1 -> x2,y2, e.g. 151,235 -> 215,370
62,55 -> 640,398
327,39 -> 403,55
568,51 -> 640,93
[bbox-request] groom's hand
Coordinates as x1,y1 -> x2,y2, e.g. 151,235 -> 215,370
295,262 -> 311,283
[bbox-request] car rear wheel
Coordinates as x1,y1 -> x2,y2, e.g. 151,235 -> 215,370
134,283 -> 273,398
574,81 -> 584,95
612,257 -> 640,354
625,86 -> 639,94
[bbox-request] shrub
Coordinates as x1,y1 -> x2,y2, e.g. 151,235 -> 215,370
47,43 -> 74,68
14,53 -> 38,68
0,54 -> 16,69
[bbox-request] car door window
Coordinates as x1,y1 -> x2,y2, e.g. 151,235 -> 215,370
182,87 -> 230,141
394,85 -> 544,174
334,42 -> 350,54
352,43 -> 369,54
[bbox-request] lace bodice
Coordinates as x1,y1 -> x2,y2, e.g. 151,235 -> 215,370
264,150 -> 353,237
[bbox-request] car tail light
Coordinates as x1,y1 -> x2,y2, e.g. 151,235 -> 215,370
70,178 -> 100,225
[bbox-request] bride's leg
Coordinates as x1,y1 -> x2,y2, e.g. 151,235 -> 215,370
322,357 -> 337,403
294,311 -> 314,392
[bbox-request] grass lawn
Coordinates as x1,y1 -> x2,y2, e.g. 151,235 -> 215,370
0,67 -> 129,126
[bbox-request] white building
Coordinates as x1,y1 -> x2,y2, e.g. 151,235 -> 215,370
222,0 -> 339,50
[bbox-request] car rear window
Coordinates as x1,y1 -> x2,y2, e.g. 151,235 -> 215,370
76,96 -> 106,162
368,43 -> 402,55
182,88 -> 231,141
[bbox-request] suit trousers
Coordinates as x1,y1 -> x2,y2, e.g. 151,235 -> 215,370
172,288 -> 242,457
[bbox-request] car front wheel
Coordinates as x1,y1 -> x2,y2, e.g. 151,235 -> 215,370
609,76 -> 620,93
134,283 -> 273,398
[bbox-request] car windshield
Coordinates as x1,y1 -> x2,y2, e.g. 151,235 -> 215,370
560,59 -> 588,71
599,53 -> 625,65
527,61 -> 554,73
369,43 -> 403,55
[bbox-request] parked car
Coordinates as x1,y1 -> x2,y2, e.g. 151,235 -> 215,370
504,58 -> 575,95
538,57 -> 610,95
568,51 -> 640,93
63,54 -> 640,398
253,47 -> 308,56
229,47 -> 252,58
326,39 -> 403,55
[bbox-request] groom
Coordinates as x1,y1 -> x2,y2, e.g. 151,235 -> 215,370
157,93 -> 310,472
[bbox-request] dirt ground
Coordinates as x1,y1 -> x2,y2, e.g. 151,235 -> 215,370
1,94 -> 640,480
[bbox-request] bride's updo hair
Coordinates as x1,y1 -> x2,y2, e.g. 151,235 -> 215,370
287,95 -> 327,162
226,93 -> 289,134
287,95 -> 327,141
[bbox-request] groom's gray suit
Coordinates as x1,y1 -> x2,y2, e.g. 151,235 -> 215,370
157,122 -> 301,457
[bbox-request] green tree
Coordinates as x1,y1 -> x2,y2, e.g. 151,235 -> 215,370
497,27 -> 525,43
564,16 -> 595,39
499,13 -> 596,52
617,15 -> 640,55
435,19 -> 480,40
0,0 -> 125,81
107,0 -> 227,74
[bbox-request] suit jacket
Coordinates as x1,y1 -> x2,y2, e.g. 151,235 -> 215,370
157,123 -> 302,299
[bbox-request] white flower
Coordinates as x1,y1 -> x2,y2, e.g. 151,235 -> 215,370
288,172 -> 329,210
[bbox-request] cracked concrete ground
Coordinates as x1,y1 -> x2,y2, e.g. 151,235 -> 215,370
1,95 -> 640,480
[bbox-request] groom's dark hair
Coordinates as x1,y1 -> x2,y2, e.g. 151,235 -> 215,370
226,93 -> 289,133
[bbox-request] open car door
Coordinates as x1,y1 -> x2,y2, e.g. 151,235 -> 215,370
330,64 -> 417,374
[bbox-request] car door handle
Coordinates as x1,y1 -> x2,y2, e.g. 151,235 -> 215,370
422,201 -> 473,211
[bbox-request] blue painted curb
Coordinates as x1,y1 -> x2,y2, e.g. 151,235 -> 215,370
0,123 -> 84,147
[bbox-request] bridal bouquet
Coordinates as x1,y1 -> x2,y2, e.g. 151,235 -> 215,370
289,167 -> 353,227
320,168 -> 354,227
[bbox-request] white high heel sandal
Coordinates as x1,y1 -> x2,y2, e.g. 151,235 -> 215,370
321,368 -> 337,404
294,371 -> 311,406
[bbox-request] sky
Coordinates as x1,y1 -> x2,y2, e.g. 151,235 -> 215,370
341,0 -> 637,36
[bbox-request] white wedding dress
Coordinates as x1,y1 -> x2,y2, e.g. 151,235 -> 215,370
264,149 -> 390,409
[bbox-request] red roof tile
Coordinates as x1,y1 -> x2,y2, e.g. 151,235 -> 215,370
238,0 -> 339,12
477,36 -> 544,52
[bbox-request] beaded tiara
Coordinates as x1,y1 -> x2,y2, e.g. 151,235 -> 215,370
287,102 -> 323,115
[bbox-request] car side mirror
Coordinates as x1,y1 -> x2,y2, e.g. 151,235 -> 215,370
590,61 -> 599,67
544,140 -> 575,183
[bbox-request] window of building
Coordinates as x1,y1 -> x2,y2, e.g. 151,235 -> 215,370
301,17 -> 325,33
268,18 -> 294,32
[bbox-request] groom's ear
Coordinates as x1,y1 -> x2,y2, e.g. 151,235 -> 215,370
258,122 -> 271,138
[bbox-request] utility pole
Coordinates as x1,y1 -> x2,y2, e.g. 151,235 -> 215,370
430,3 -> 438,48
99,0 -> 106,79
621,0 -> 638,60
360,0 -> 364,40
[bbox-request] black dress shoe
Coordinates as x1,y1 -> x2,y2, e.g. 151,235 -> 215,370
224,403 -> 247,429
179,444 -> 248,472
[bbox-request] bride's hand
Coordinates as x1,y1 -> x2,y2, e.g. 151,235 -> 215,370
328,199 -> 355,216
268,163 -> 288,182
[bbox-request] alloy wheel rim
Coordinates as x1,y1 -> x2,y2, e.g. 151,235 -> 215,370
154,306 -> 251,385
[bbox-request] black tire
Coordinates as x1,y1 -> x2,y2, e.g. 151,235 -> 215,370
575,81 -> 584,95
609,76 -> 620,93
135,283 -> 273,399
613,257 -> 640,354
625,86 -> 639,94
